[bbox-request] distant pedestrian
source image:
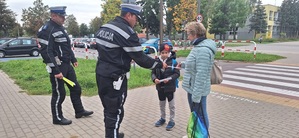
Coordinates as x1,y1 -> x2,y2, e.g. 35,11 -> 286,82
259,36 -> 263,43
37,6 -> 93,125
152,44 -> 180,131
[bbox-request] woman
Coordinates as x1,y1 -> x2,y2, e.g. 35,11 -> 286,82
180,22 -> 217,131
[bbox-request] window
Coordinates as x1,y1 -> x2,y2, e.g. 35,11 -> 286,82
272,26 -> 277,32
22,39 -> 32,45
274,12 -> 278,21
9,40 -> 21,45
269,11 -> 273,21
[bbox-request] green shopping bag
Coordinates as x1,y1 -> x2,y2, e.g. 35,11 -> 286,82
187,111 -> 208,138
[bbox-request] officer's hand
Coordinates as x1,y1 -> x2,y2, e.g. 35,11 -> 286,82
162,62 -> 167,69
73,62 -> 78,67
54,73 -> 63,79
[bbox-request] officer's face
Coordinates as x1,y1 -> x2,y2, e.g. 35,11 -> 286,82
128,13 -> 138,28
52,13 -> 65,26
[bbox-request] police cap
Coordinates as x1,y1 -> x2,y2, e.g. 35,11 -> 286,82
50,6 -> 67,16
120,3 -> 142,18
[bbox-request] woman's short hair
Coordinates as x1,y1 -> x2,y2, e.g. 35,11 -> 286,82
184,22 -> 206,37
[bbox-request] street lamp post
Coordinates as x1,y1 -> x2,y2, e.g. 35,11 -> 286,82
197,0 -> 201,14
159,0 -> 163,46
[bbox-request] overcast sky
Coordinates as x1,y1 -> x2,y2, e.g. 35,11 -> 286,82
7,0 -> 283,26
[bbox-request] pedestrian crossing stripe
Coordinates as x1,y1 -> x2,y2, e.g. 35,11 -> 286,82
255,64 -> 299,69
222,80 -> 299,97
246,66 -> 299,73
225,70 -> 299,82
224,74 -> 299,89
223,64 -> 299,98
235,68 -> 299,77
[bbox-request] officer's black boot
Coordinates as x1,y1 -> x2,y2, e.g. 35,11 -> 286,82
53,118 -> 72,125
75,110 -> 94,118
119,132 -> 124,138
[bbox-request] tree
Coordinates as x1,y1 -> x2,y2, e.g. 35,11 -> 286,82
248,0 -> 267,38
209,0 -> 230,39
79,23 -> 89,37
229,0 -> 250,39
0,0 -> 17,37
21,0 -> 49,36
165,0 -> 180,39
65,14 -> 80,37
209,0 -> 250,39
101,0 -> 121,24
279,0 -> 299,38
9,23 -> 24,37
89,16 -> 102,36
172,0 -> 197,32
138,0 -> 161,38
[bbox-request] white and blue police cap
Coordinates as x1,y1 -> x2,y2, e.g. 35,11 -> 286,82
120,4 -> 142,18
50,6 -> 67,16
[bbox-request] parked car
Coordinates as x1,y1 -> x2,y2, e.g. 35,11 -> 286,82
89,38 -> 97,49
0,37 -> 39,58
138,33 -> 147,44
142,38 -> 173,54
139,37 -> 147,44
74,38 -> 90,48
0,38 -> 13,45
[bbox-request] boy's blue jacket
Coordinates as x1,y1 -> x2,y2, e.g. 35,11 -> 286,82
151,51 -> 180,92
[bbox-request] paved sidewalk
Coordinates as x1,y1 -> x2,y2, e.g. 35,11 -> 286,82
0,69 -> 299,138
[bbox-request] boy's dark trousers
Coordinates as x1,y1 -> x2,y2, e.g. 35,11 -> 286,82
96,74 -> 128,138
158,90 -> 175,122
50,62 -> 84,121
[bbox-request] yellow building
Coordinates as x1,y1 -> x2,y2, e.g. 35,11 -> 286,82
263,4 -> 280,38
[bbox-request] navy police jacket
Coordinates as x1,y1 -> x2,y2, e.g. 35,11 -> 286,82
95,16 -> 163,77
37,19 -> 77,75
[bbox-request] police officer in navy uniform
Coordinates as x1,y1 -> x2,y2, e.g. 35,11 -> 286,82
95,3 -> 167,138
37,6 -> 93,125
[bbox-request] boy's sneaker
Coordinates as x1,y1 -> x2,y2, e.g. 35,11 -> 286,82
166,121 -> 175,131
155,118 -> 166,127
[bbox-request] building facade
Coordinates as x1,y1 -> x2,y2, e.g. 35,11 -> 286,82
263,4 -> 280,39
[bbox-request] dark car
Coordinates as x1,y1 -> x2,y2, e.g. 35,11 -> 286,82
0,37 -> 39,58
0,38 -> 13,45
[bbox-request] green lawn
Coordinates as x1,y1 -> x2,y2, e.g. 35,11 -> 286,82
0,59 -> 153,96
176,50 -> 285,63
224,43 -> 251,47
0,50 -> 285,96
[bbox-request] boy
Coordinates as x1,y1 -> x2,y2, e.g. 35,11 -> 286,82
151,44 -> 180,131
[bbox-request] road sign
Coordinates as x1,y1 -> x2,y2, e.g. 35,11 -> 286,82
196,14 -> 203,23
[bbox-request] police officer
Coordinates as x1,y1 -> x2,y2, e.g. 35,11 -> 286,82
95,3 -> 167,138
37,6 -> 93,125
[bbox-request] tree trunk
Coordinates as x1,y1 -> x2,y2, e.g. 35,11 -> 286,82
233,28 -> 236,40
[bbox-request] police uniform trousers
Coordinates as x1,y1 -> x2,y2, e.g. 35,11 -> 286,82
96,74 -> 127,138
50,62 -> 84,121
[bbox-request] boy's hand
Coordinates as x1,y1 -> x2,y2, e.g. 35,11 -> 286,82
154,79 -> 160,84
163,79 -> 169,83
162,62 -> 167,69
